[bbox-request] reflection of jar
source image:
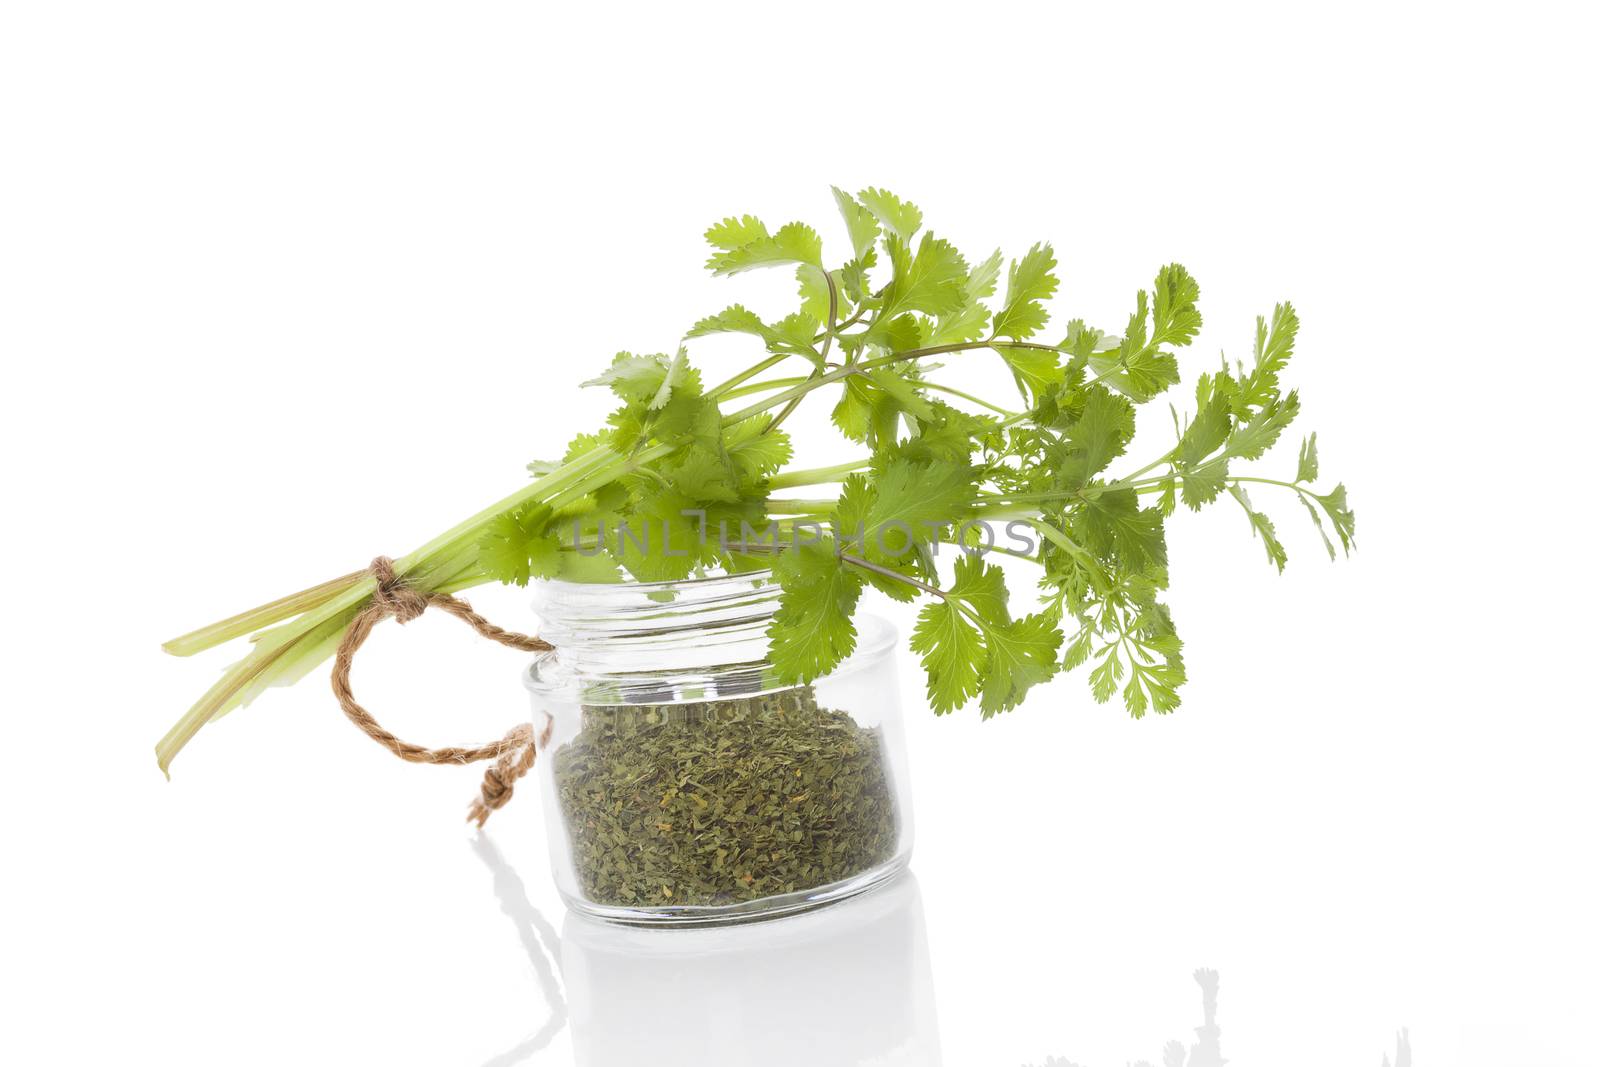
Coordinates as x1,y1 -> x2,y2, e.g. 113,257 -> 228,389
525,571 -> 914,925
561,872 -> 941,1067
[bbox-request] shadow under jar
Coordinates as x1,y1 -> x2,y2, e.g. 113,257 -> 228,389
525,570 -> 913,925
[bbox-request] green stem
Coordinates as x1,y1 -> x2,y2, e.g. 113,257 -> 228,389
162,569 -> 365,657
917,380 -> 1018,416
765,497 -> 837,514
706,352 -> 793,400
156,439 -> 676,772
767,459 -> 870,489
716,376 -> 809,401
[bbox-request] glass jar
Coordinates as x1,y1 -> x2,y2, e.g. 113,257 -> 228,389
524,570 -> 913,925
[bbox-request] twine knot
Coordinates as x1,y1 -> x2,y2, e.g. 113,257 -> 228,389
329,557 -> 554,826
369,556 -> 429,623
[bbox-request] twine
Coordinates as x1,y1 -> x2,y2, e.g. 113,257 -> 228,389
330,557 -> 553,826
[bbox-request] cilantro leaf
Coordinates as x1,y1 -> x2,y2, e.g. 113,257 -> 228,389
725,421 -> 793,482
1059,385 -> 1135,488
1311,483 -> 1356,552
704,215 -> 768,251
910,597 -> 986,713
1076,488 -> 1168,572
856,187 -> 922,241
686,304 -> 772,342
832,187 -> 880,260
990,243 -> 1059,340
769,539 -> 863,682
1151,263 -> 1202,346
1239,302 -> 1298,410
583,352 -> 673,405
965,249 -> 1004,300
979,613 -> 1063,716
1296,432 -> 1319,483
875,233 -> 969,321
707,222 -> 824,275
477,503 -> 559,587
1227,484 -> 1287,572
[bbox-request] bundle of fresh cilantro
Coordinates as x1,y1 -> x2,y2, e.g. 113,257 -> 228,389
159,187 -> 1353,772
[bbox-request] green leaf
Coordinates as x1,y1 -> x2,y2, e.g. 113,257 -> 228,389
797,265 -> 835,322
725,421 -> 793,482
1240,302 -> 1298,410
1178,458 -> 1229,510
707,222 -> 823,275
947,552 -> 1010,626
1296,432 -> 1319,483
865,367 -> 936,423
990,243 -> 1058,340
1062,627 -> 1094,671
1151,263 -> 1201,346
1117,347 -> 1181,401
661,449 -> 740,503
965,249 -> 1004,301
1076,489 -> 1168,572
926,302 -> 990,347
477,504 -> 558,587
1311,483 -> 1356,552
911,598 -> 986,713
980,614 -> 1062,716
1089,647 -> 1124,703
686,304 -> 769,341
649,347 -> 692,411
830,374 -> 878,443
1178,394 -> 1233,467
831,186 -> 880,260
704,215 -> 768,251
839,248 -> 876,303
853,459 -> 973,545
770,312 -> 821,350
1224,391 -> 1300,460
583,352 -> 672,404
856,187 -> 922,241
769,539 -> 863,681
1298,494 -> 1338,560
555,548 -> 622,583
878,313 -> 926,354
878,233 -> 969,320
1227,484 -> 1287,572
1157,476 -> 1177,516
1062,319 -> 1107,359
609,488 -> 709,582
997,346 -> 1061,403
1122,673 -> 1150,717
1060,385 -> 1135,487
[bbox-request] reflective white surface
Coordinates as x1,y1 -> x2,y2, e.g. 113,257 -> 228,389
4,3 -> 1597,1064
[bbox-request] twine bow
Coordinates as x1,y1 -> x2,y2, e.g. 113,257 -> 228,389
331,557 -> 554,826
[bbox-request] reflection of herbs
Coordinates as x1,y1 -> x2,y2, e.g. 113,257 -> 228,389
552,686 -> 897,907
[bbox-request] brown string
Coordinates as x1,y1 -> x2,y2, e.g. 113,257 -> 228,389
330,556 -> 554,826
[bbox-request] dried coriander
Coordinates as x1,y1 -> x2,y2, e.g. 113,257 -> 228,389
552,685 -> 898,907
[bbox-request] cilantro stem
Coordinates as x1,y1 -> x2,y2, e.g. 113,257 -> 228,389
916,380 -> 1018,416
838,552 -> 950,601
767,460 -> 869,489
765,498 -> 836,514
162,569 -> 364,657
717,376 -> 809,401
706,353 -> 793,400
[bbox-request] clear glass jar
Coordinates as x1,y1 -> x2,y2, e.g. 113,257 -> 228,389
524,570 -> 913,925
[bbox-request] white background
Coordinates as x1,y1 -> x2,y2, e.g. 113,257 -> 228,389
2,3 -> 1595,1064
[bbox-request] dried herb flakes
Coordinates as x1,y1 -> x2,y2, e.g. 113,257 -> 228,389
552,686 -> 897,907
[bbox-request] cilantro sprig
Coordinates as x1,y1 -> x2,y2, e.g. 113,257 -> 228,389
159,188 -> 1354,771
